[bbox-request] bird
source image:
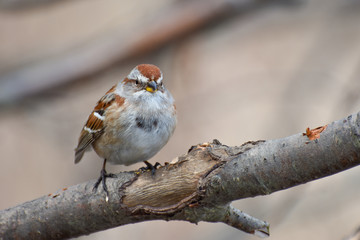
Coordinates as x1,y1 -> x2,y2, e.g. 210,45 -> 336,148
75,64 -> 177,197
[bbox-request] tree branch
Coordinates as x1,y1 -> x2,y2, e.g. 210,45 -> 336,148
1,111 -> 359,239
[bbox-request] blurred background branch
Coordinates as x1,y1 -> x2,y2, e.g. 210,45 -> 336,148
0,0 -> 64,9
0,0 -> 299,105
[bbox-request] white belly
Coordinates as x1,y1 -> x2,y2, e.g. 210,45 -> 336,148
95,109 -> 176,166
92,86 -> 177,166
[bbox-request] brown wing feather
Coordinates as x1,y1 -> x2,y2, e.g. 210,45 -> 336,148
74,114 -> 104,163
74,86 -> 117,164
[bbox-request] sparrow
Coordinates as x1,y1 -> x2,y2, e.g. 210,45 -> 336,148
75,64 -> 177,196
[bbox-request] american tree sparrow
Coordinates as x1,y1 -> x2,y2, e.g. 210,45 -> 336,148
75,64 -> 177,196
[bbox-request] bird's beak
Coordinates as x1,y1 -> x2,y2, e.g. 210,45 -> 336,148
146,81 -> 157,93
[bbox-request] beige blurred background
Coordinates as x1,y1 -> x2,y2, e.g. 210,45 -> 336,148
1,0 -> 360,239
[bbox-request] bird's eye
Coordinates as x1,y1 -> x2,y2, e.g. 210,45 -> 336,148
135,80 -> 139,85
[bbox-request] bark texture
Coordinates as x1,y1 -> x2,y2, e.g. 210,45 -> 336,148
1,112 -> 359,239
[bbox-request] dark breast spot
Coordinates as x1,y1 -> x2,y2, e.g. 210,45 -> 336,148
136,117 -> 144,128
136,116 -> 159,132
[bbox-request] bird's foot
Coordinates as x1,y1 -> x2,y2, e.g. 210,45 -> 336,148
139,161 -> 161,175
93,169 -> 117,199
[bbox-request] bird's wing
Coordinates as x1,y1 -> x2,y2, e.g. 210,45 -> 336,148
74,85 -> 119,163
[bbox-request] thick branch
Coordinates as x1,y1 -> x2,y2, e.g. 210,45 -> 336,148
0,112 -> 359,239
203,112 -> 360,203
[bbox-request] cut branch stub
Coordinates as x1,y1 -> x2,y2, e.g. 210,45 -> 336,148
118,140 -> 269,236
120,140 -> 262,215
121,142 -> 224,214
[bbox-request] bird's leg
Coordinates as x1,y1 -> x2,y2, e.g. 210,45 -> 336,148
93,159 -> 117,198
139,161 -> 161,175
